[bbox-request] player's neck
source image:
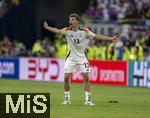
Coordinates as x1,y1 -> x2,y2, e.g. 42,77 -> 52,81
72,26 -> 78,32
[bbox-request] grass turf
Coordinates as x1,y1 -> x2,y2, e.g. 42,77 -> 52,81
0,79 -> 150,118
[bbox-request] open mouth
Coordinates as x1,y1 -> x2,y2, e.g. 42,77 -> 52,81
70,23 -> 72,27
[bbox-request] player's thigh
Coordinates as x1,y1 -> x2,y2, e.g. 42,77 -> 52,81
78,62 -> 90,73
64,58 -> 77,73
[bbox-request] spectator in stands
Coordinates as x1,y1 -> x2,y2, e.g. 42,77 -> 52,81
107,43 -> 117,60
32,39 -> 44,57
41,37 -> 56,57
108,4 -> 117,20
0,36 -> 13,57
99,41 -> 109,60
140,1 -> 150,19
95,4 -> 103,20
82,0 -> 150,22
93,41 -> 101,60
125,1 -> 139,18
123,41 -> 136,61
55,39 -> 67,59
86,40 -> 95,60
84,1 -> 96,19
12,40 -> 27,57
135,42 -> 144,61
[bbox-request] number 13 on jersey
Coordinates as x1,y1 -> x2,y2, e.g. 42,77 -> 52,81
74,39 -> 80,44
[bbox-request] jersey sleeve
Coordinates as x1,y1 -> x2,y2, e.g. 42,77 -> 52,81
60,27 -> 68,35
83,28 -> 96,39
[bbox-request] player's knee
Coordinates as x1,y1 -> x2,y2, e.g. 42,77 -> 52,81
64,74 -> 70,83
82,73 -> 88,80
83,78 -> 89,83
64,77 -> 69,83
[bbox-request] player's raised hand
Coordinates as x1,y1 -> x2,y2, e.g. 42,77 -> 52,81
112,33 -> 120,43
43,21 -> 49,29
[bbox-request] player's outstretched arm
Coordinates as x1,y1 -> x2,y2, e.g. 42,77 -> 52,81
43,21 -> 61,34
95,33 -> 119,42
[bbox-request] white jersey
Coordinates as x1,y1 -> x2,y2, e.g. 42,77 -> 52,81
60,27 -> 96,60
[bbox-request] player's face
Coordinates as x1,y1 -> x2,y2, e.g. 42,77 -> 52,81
69,17 -> 78,28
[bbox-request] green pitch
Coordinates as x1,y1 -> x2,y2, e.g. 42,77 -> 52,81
0,79 -> 150,118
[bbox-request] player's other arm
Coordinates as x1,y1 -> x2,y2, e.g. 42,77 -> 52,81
85,28 -> 119,42
43,21 -> 61,34
95,33 -> 119,42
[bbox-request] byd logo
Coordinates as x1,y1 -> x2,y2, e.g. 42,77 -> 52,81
28,58 -> 60,80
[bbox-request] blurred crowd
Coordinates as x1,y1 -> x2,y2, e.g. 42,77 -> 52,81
0,36 -> 30,57
82,0 -> 150,23
86,32 -> 150,61
0,0 -> 150,61
0,35 -> 64,58
80,0 -> 150,61
0,32 -> 150,61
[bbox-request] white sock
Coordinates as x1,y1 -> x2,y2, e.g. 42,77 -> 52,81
64,91 -> 70,101
85,91 -> 91,102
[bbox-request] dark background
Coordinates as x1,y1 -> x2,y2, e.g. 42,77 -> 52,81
0,0 -> 90,48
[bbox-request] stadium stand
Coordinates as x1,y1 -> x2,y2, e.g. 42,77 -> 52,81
0,0 -> 149,61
